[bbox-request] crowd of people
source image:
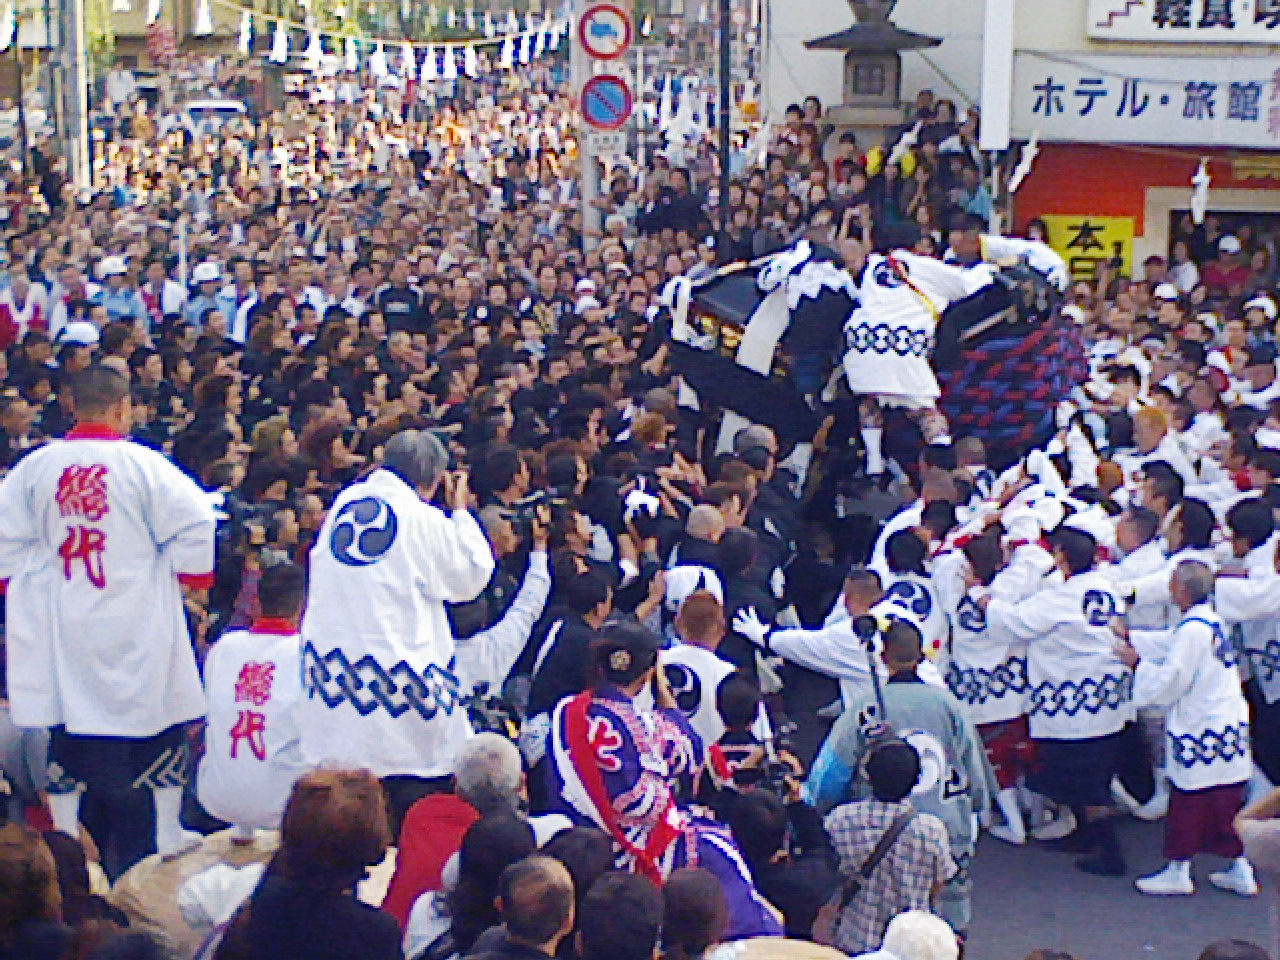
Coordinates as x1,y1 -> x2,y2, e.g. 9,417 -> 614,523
0,45 -> 1278,960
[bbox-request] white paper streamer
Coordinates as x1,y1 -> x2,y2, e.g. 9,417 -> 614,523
1006,130 -> 1039,195
1191,158 -> 1211,226
269,21 -> 289,62
369,40 -> 389,78
304,27 -> 323,70
194,0 -> 213,33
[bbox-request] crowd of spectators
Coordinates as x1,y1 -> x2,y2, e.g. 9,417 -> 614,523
0,43 -> 1279,960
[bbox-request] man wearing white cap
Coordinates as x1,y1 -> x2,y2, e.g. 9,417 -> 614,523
1203,235 -> 1249,298
1244,295 -> 1277,329
574,278 -> 600,315
94,257 -> 148,330
1152,283 -> 1183,329
184,262 -> 223,328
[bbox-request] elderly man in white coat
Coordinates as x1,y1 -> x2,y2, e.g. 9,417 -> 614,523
1117,560 -> 1257,897
299,429 -> 495,825
0,364 -> 217,875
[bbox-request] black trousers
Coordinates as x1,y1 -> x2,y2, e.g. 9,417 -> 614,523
1114,721 -> 1156,806
49,724 -> 189,879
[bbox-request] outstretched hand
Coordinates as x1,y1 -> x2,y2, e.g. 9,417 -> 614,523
732,607 -> 771,648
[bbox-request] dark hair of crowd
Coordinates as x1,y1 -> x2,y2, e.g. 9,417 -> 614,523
662,868 -> 728,960
579,872 -> 663,960
1049,526 -> 1097,576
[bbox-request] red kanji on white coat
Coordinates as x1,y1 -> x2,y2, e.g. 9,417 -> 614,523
56,464 -> 111,522
229,709 -> 268,761
235,662 -> 276,707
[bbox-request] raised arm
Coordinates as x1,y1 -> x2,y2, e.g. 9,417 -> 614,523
455,549 -> 551,695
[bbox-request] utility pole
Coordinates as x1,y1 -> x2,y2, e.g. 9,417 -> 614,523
716,0 -> 729,259
571,0 -> 601,245
13,24 -> 27,177
63,0 -> 91,190
42,0 -> 56,133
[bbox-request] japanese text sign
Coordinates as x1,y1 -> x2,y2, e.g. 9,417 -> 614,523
1041,215 -> 1135,279
1088,0 -> 1280,41
1012,53 -> 1280,147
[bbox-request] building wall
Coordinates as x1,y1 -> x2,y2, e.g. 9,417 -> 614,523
1006,0 -> 1280,268
1014,143 -> 1280,264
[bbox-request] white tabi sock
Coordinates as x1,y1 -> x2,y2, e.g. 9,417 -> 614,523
47,789 -> 83,838
861,427 -> 884,475
996,786 -> 1026,842
152,786 -> 200,858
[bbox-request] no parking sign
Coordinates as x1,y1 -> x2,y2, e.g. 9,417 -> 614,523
580,74 -> 634,131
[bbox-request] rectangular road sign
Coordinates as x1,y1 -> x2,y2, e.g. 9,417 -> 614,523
586,131 -> 627,157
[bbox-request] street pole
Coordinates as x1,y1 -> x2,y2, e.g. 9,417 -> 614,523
635,42 -> 644,175
716,0 -> 729,260
41,0 -> 55,133
571,1 -> 600,247
13,29 -> 27,178
64,0 -> 90,190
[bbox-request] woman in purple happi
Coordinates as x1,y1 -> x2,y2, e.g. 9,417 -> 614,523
546,618 -> 783,941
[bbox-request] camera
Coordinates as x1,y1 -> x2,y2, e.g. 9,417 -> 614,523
732,718 -> 800,799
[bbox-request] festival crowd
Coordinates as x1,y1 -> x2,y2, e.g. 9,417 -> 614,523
0,50 -> 1278,960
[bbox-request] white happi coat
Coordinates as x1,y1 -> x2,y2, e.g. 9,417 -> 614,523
1112,540 -> 1173,631
0,424 -> 216,736
299,468 -> 494,778
774,598 -> 946,709
989,568 -> 1134,740
1131,604 -> 1251,791
882,571 -> 949,663
949,543 -> 1055,726
842,253 -> 993,404
634,642 -> 769,747
1214,541 -> 1280,706
198,620 -> 309,830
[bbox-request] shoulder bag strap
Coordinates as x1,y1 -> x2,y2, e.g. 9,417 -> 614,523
838,809 -> 916,908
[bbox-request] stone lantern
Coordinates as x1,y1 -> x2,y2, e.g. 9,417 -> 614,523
805,0 -> 940,131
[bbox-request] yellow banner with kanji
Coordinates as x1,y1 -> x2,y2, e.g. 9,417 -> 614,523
1041,215 -> 1135,280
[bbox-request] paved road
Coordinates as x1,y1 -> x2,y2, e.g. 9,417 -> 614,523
966,819 -> 1277,960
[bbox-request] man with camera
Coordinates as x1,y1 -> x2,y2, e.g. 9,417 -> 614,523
726,780 -> 839,940
298,428 -> 495,827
